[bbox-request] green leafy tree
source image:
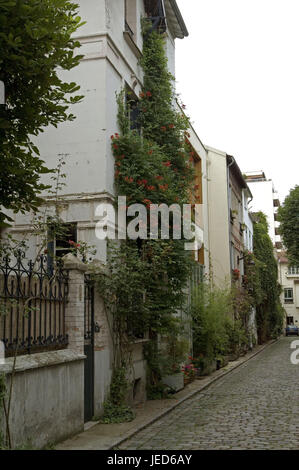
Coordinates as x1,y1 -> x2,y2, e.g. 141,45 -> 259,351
278,185 -> 299,265
0,0 -> 84,226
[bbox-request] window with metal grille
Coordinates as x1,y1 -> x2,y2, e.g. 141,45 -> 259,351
47,222 -> 77,272
144,0 -> 167,34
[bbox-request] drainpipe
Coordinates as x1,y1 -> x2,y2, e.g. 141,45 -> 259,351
227,156 -> 235,272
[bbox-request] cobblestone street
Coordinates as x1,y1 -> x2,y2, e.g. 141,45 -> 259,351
118,338 -> 299,450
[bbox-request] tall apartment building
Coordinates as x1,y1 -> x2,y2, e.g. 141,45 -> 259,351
244,171 -> 282,251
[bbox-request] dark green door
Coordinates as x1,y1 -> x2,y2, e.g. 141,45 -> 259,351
84,278 -> 94,422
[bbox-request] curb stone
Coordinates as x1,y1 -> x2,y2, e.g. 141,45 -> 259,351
111,338 -> 278,449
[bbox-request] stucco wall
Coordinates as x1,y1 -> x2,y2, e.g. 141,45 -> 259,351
206,147 -> 231,287
0,350 -> 85,449
278,262 -> 299,325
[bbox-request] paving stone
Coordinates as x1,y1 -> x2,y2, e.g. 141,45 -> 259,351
119,338 -> 299,450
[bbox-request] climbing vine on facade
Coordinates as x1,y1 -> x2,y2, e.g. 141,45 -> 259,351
95,20 -> 197,419
251,212 -> 283,342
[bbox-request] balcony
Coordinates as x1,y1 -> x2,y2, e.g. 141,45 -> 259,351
273,198 -> 280,207
287,266 -> 299,277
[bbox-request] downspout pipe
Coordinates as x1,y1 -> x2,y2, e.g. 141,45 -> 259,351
227,156 -> 235,272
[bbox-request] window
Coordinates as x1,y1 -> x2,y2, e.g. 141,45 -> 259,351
284,288 -> 294,304
126,86 -> 140,132
47,222 -> 77,272
288,266 -> 299,275
230,242 -> 235,270
125,0 -> 137,37
287,316 -> 294,325
144,0 -> 167,34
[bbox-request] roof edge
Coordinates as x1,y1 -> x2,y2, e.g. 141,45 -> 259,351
168,0 -> 189,37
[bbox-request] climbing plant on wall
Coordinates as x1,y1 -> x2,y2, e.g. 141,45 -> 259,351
96,20 -> 197,419
251,212 -> 283,342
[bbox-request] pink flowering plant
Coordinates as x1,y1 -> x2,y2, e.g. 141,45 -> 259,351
68,240 -> 96,264
181,356 -> 199,382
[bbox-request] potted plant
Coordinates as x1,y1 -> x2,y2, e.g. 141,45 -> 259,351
232,268 -> 240,281
161,337 -> 189,392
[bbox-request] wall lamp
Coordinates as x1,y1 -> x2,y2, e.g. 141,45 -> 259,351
237,255 -> 255,266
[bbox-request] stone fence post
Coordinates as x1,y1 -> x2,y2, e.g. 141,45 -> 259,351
63,253 -> 88,355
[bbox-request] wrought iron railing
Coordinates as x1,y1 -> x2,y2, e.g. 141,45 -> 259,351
0,251 -> 69,357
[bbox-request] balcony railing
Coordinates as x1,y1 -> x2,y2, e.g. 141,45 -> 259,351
287,266 -> 299,275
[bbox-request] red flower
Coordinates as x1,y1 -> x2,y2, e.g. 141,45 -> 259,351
160,126 -> 167,132
115,162 -> 121,167
124,176 -> 134,183
155,175 -> 163,181
141,179 -> 148,185
147,185 -> 156,191
194,184 -> 200,190
113,144 -> 119,150
143,199 -> 152,208
169,124 -> 174,129
146,91 -> 152,97
163,161 -> 171,167
148,149 -> 153,155
139,92 -> 145,98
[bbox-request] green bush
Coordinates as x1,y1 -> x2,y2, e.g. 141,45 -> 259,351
191,283 -> 232,360
191,283 -> 251,364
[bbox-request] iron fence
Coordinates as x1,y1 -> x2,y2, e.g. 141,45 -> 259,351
0,251 -> 69,357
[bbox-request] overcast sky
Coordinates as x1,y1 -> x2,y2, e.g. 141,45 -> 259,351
175,0 -> 299,201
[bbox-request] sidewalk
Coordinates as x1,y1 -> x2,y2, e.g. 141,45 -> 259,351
55,340 -> 277,450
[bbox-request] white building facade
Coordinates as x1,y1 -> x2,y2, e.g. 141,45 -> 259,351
278,254 -> 299,327
245,171 -> 282,251
3,0 -> 193,425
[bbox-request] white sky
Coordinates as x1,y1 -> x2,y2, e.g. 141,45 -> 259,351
175,0 -> 299,201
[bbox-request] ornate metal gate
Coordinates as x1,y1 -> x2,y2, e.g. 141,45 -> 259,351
84,275 -> 94,422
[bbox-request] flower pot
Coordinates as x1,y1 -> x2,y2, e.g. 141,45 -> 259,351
162,372 -> 184,392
